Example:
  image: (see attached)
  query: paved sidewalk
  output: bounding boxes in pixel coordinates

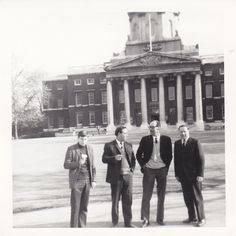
[13,185,225,228]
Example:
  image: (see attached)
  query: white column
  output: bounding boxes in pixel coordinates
[159,76,167,128]
[106,79,115,131]
[195,73,204,130]
[176,74,184,127]
[140,77,149,128]
[124,79,132,129]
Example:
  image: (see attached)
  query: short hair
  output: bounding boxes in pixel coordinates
[78,130,88,138]
[149,120,160,128]
[115,126,127,136]
[178,124,189,130]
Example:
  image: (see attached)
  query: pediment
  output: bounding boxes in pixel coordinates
[105,52,200,71]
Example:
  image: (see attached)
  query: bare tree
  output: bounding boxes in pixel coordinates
[12,64,48,139]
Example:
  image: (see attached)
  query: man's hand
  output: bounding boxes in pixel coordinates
[115,154,122,161]
[196,176,204,182]
[91,182,96,189]
[175,177,180,182]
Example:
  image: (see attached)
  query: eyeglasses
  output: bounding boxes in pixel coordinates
[149,126,159,129]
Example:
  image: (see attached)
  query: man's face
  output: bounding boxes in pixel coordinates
[78,136,88,146]
[118,128,128,142]
[179,126,189,140]
[149,125,160,137]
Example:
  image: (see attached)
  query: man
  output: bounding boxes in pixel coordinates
[102,126,136,227]
[64,130,96,227]
[174,125,206,227]
[136,120,172,227]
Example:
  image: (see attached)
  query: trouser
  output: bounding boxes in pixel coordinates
[141,167,167,222]
[110,174,133,226]
[70,179,90,227]
[181,178,205,221]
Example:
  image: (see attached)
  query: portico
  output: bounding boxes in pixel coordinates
[105,51,204,130]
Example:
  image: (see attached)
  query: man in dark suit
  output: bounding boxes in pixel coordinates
[136,120,172,227]
[174,124,206,227]
[102,126,136,227]
[64,130,96,227]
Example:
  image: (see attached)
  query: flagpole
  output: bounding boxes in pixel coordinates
[148,13,152,52]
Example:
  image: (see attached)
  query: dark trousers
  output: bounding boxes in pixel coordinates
[141,167,167,222]
[70,179,90,227]
[180,178,205,221]
[110,174,133,226]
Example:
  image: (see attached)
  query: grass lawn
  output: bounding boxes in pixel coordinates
[12,130,225,214]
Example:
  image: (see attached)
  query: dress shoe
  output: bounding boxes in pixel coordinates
[196,219,206,227]
[125,224,136,228]
[156,220,165,226]
[182,218,198,224]
[142,219,149,227]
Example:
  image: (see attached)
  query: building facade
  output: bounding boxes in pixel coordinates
[42,12,224,131]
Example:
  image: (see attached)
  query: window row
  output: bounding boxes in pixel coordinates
[48,111,108,128]
[205,104,224,120]
[75,91,107,105]
[117,83,224,103]
[205,83,224,98]
[74,77,106,86]
[76,111,108,125]
[46,83,224,108]
[204,67,224,76]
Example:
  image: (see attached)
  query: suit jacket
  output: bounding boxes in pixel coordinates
[64,143,96,188]
[174,137,205,181]
[102,140,136,184]
[136,135,173,173]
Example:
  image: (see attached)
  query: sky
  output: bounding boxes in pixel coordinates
[1,0,234,76]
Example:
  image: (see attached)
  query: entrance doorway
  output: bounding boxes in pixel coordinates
[168,107,176,125]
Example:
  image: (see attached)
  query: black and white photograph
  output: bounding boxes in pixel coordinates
[0,0,236,235]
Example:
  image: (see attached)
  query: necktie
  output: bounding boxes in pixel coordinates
[120,142,123,149]
[154,138,158,161]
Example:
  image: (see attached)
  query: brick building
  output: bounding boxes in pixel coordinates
[42,12,224,132]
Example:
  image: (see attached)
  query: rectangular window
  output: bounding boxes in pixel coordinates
[205,84,213,98]
[151,88,158,101]
[57,98,63,108]
[58,117,64,128]
[88,92,95,105]
[75,92,82,105]
[56,83,63,90]
[119,90,124,103]
[48,117,54,128]
[206,105,214,120]
[221,83,224,97]
[100,78,106,84]
[204,69,213,76]
[89,111,95,125]
[186,107,194,124]
[101,91,107,104]
[219,67,224,75]
[102,111,108,124]
[120,110,126,124]
[168,86,175,101]
[135,89,141,102]
[74,79,81,86]
[185,85,193,99]
[87,78,94,85]
[76,112,83,126]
